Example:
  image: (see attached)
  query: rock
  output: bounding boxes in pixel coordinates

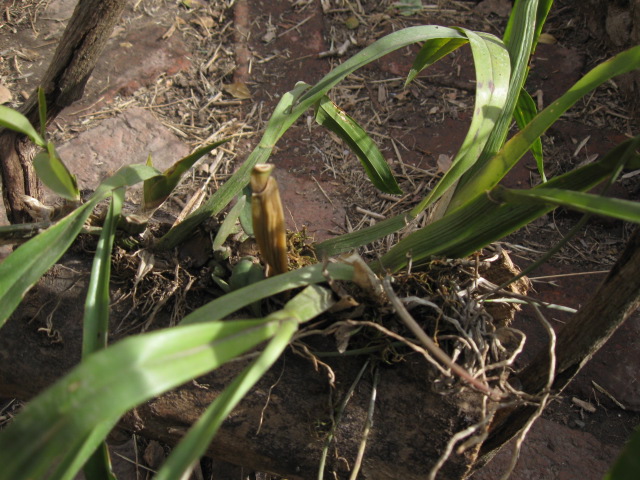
[55,107,189,198]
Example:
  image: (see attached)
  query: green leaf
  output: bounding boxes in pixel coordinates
[604,426,640,480]
[0,164,159,329]
[314,95,402,194]
[315,214,409,258]
[410,29,511,216]
[83,188,123,355]
[37,87,47,141]
[212,195,246,250]
[0,200,96,329]
[449,44,640,211]
[392,0,423,16]
[159,27,475,249]
[155,285,334,479]
[0,104,46,147]
[181,262,354,325]
[448,0,540,211]
[33,142,80,201]
[406,37,468,85]
[504,0,554,55]
[513,88,545,181]
[495,187,640,223]
[0,318,284,480]
[376,136,640,272]
[81,188,124,479]
[143,139,229,211]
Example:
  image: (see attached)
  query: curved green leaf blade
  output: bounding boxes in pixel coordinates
[449,0,540,211]
[449,44,640,210]
[604,426,640,480]
[0,164,159,329]
[158,26,471,249]
[314,95,402,194]
[33,142,80,201]
[143,139,229,211]
[514,88,545,181]
[376,136,640,272]
[0,104,46,147]
[181,262,354,325]
[496,187,640,223]
[155,285,334,480]
[0,318,283,480]
[83,187,123,355]
[406,37,468,85]
[410,29,511,216]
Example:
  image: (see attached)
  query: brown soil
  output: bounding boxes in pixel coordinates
[1,0,639,479]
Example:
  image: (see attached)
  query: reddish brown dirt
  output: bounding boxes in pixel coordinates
[1,0,639,479]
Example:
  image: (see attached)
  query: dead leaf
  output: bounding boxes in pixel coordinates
[538,32,557,45]
[224,81,251,99]
[15,48,39,61]
[191,15,215,29]
[0,84,13,104]
[437,154,452,174]
[119,41,133,49]
[262,25,277,43]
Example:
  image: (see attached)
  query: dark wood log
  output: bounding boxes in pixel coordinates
[0,0,127,223]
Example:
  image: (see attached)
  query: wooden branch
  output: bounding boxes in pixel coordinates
[0,0,127,223]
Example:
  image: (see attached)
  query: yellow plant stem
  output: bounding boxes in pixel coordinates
[251,164,288,276]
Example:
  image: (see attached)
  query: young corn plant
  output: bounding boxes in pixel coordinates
[0,0,639,478]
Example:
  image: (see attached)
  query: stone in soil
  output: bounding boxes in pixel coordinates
[54,107,189,198]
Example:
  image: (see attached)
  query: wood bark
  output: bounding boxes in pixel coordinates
[0,0,127,223]
[474,228,640,470]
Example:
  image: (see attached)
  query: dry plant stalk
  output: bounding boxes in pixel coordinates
[251,164,288,276]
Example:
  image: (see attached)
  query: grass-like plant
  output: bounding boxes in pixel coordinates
[0,0,639,478]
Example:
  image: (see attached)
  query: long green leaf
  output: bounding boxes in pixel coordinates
[212,195,246,250]
[410,28,511,216]
[514,88,545,181]
[314,95,402,194]
[604,426,640,480]
[33,142,80,201]
[0,104,45,147]
[143,139,228,211]
[0,318,284,480]
[38,87,47,141]
[157,26,472,249]
[180,262,354,325]
[504,0,554,55]
[0,164,159,329]
[81,187,124,480]
[448,43,640,211]
[406,37,468,85]
[0,200,96,329]
[448,0,540,211]
[46,421,117,480]
[155,285,334,479]
[83,187,124,355]
[496,187,640,223]
[376,136,640,272]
